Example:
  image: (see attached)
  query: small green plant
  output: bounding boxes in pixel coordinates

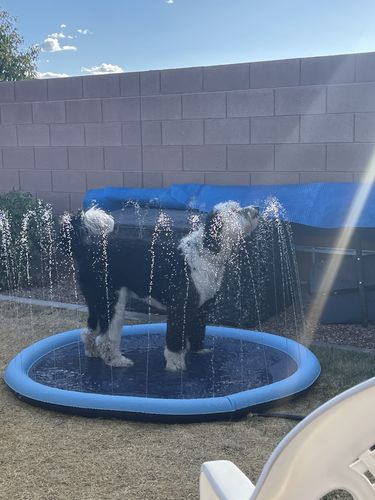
[0,190,44,231]
[0,190,53,291]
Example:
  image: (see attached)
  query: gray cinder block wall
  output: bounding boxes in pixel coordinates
[0,51,375,212]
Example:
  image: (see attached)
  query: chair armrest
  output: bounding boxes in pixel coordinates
[200,460,255,500]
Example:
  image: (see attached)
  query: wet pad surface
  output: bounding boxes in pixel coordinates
[29,333,298,399]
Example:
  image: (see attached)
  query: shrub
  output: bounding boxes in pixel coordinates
[0,190,54,291]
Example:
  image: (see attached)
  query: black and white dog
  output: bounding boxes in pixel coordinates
[65,201,259,371]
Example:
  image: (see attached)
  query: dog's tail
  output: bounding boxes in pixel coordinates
[81,206,114,237]
[60,207,114,260]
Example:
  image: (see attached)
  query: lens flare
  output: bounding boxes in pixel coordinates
[305,161,375,342]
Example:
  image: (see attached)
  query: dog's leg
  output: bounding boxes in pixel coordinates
[188,307,211,354]
[80,284,100,357]
[186,320,208,354]
[164,307,188,372]
[95,287,134,368]
[81,327,100,357]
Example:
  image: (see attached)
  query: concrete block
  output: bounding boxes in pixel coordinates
[300,171,353,183]
[140,71,160,95]
[275,144,326,171]
[51,124,85,146]
[1,103,32,124]
[123,172,142,187]
[68,147,104,170]
[141,95,181,120]
[182,92,226,119]
[70,193,84,211]
[301,54,356,85]
[227,89,274,117]
[143,146,182,171]
[15,80,47,102]
[141,121,161,146]
[227,145,274,171]
[17,125,49,146]
[203,63,249,91]
[0,169,19,190]
[162,119,203,145]
[141,121,162,145]
[275,86,326,115]
[356,53,375,82]
[85,124,121,146]
[0,126,17,146]
[251,116,299,143]
[0,82,14,102]
[205,118,249,144]
[251,171,299,185]
[120,72,140,96]
[102,97,140,121]
[86,171,123,189]
[327,143,375,172]
[104,146,142,171]
[163,171,205,186]
[355,113,375,142]
[83,74,120,98]
[66,99,102,123]
[122,122,141,145]
[3,148,34,169]
[36,191,70,213]
[161,67,203,94]
[251,59,300,88]
[20,170,52,192]
[33,101,65,123]
[183,145,226,171]
[205,172,250,185]
[143,172,163,187]
[300,114,354,143]
[328,83,375,113]
[52,171,87,193]
[35,147,68,170]
[48,77,83,100]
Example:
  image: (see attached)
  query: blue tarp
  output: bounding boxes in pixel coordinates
[83,183,375,229]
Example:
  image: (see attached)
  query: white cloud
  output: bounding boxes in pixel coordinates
[40,36,77,53]
[77,28,92,35]
[166,0,174,3]
[60,24,67,28]
[81,63,124,75]
[48,31,65,39]
[67,35,75,39]
[37,71,70,79]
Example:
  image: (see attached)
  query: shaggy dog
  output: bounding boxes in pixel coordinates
[64,201,259,371]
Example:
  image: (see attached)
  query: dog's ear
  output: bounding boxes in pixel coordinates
[203,211,224,254]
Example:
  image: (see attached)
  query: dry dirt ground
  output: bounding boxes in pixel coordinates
[0,302,374,500]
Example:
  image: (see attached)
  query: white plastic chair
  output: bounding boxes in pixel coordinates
[200,377,375,500]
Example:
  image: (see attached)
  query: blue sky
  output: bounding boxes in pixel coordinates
[3,0,375,78]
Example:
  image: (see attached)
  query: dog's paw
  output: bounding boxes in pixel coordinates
[95,335,133,368]
[108,355,134,368]
[84,347,100,358]
[164,347,186,372]
[81,328,100,357]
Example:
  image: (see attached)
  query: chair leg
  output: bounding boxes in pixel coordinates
[200,461,255,500]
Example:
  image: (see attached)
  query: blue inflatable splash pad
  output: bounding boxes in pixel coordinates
[4,324,320,422]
